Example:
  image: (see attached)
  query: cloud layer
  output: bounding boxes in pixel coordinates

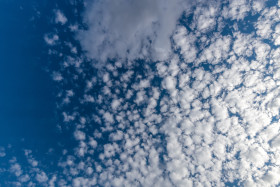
[78,0,193,63]
[3,0,280,186]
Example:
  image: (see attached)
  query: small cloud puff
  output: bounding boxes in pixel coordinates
[55,10,67,25]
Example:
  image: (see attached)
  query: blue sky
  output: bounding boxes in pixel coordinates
[2,0,280,186]
[0,1,61,183]
[0,0,56,145]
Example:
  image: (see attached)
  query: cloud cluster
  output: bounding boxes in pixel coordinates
[4,0,280,186]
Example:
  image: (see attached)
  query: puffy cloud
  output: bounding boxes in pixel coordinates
[222,0,250,20]
[5,0,280,186]
[10,163,22,177]
[173,26,197,63]
[74,130,86,141]
[44,33,59,46]
[55,10,67,25]
[52,71,63,82]
[36,171,48,183]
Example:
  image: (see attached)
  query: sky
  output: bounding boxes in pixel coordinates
[1,0,280,186]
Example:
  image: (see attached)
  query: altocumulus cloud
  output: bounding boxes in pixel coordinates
[4,0,280,186]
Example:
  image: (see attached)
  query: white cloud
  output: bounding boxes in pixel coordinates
[222,0,250,20]
[55,10,67,25]
[173,26,197,63]
[52,71,63,82]
[62,112,75,122]
[36,171,48,183]
[6,1,280,186]
[74,130,86,141]
[78,0,193,63]
[163,76,177,92]
[19,174,30,183]
[193,3,219,32]
[10,163,22,177]
[252,0,266,12]
[44,33,59,46]
[198,35,231,65]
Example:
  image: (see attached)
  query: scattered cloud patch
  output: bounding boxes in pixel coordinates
[4,0,280,186]
[55,10,67,25]
[44,33,59,46]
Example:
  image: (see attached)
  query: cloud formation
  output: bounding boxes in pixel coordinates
[78,0,193,63]
[4,0,280,186]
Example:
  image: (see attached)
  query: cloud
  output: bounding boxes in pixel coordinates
[36,172,48,183]
[78,0,193,63]
[52,71,63,82]
[66,2,280,186]
[55,10,67,25]
[10,163,22,177]
[44,33,59,46]
[0,147,5,157]
[4,0,280,186]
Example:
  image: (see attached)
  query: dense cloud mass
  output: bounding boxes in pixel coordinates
[78,0,193,63]
[4,0,280,186]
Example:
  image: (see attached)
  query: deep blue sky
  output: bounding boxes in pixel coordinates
[0,0,58,151]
